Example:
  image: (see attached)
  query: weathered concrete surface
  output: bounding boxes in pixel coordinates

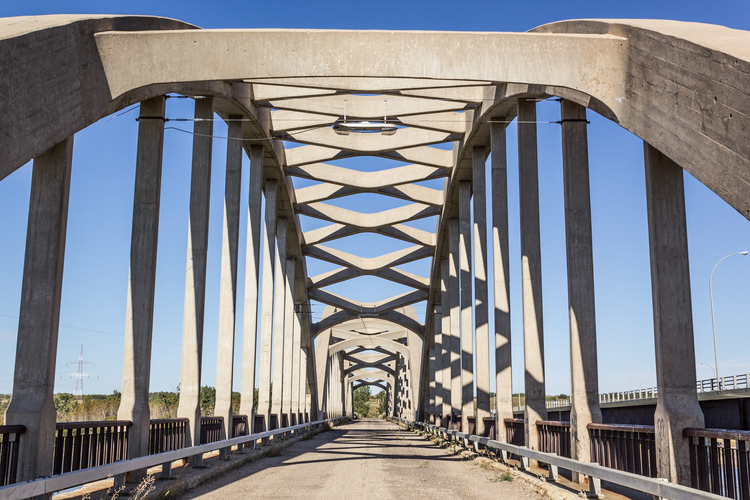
[179,419,547,500]
[5,136,73,483]
[560,100,602,482]
[644,142,704,485]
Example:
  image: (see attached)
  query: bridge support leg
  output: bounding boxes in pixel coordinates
[271,218,288,425]
[176,97,214,467]
[5,136,73,487]
[472,147,492,437]
[281,257,296,429]
[257,180,278,429]
[447,220,462,425]
[490,123,515,442]
[459,181,475,434]
[216,116,244,460]
[561,100,602,483]
[440,260,452,423]
[239,145,264,431]
[644,143,704,486]
[517,100,547,465]
[117,96,166,481]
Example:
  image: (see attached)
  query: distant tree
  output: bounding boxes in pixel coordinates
[376,390,387,415]
[54,393,78,420]
[200,386,216,416]
[353,386,371,417]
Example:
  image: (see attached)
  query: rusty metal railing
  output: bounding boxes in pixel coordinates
[231,415,248,438]
[588,423,657,478]
[537,420,571,458]
[53,421,131,475]
[0,425,25,486]
[504,418,525,446]
[685,427,750,499]
[148,418,188,454]
[200,416,224,444]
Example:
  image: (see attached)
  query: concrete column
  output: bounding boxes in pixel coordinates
[257,179,278,430]
[5,137,73,482]
[117,97,166,468]
[281,258,296,426]
[433,305,444,423]
[298,346,307,422]
[448,219,462,426]
[473,147,492,436]
[644,142,704,485]
[491,123,514,439]
[271,218,288,427]
[239,145,264,429]
[428,341,436,421]
[517,100,547,455]
[291,303,302,423]
[561,101,602,482]
[407,330,423,421]
[440,261,452,424]
[315,329,332,417]
[215,117,244,444]
[176,98,214,457]
[458,182,474,433]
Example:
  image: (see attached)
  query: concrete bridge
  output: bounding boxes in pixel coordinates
[1,14,750,499]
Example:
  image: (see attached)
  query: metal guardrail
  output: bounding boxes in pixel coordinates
[0,426,25,487]
[0,417,343,500]
[396,417,725,500]
[685,427,750,498]
[53,421,131,476]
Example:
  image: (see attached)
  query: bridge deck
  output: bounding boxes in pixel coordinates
[180,419,542,499]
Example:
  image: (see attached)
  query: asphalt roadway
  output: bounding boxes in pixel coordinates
[179,418,547,500]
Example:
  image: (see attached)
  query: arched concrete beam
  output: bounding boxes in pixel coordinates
[348,371,393,384]
[329,337,409,358]
[314,308,424,339]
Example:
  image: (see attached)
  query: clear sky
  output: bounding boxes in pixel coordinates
[0,0,749,401]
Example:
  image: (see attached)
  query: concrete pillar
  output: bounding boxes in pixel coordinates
[407,330,423,421]
[315,328,332,418]
[271,218,288,427]
[644,143,704,485]
[458,182,474,433]
[517,100,547,455]
[433,305,444,423]
[473,147,491,436]
[117,97,166,469]
[440,262,452,424]
[291,303,302,423]
[561,101,602,482]
[448,219,462,426]
[215,117,244,445]
[5,136,73,482]
[239,145,264,429]
[281,258,296,426]
[298,346,307,422]
[257,179,278,429]
[428,341,436,421]
[491,123,514,439]
[176,98,214,459]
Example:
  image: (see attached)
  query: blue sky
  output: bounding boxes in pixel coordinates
[1,0,749,400]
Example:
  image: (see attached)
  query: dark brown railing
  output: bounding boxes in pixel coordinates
[537,420,571,458]
[0,425,25,486]
[232,415,249,438]
[685,427,750,499]
[505,418,525,446]
[200,416,224,444]
[482,417,495,439]
[53,421,131,475]
[588,423,656,478]
[466,416,476,436]
[148,418,188,455]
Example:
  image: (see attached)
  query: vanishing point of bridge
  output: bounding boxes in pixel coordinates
[1,14,749,500]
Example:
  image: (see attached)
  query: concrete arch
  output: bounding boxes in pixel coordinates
[329,337,408,358]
